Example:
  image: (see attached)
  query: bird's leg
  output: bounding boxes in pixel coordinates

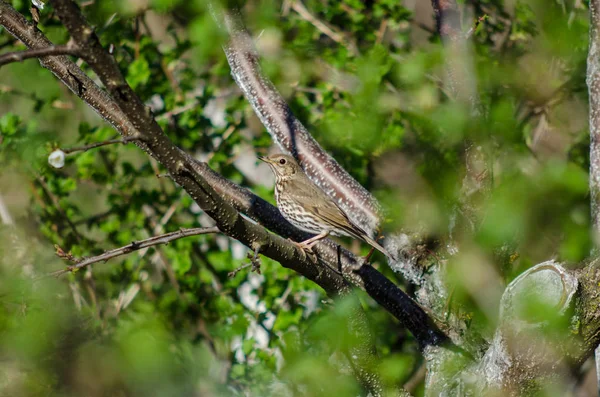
[362,233,385,264]
[299,230,331,249]
[290,230,330,259]
[363,246,376,263]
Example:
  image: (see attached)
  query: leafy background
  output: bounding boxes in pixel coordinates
[0,0,595,395]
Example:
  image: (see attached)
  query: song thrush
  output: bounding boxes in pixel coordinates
[259,154,391,259]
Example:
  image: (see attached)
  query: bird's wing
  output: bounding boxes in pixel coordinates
[313,199,393,258]
[294,177,393,258]
[293,177,366,239]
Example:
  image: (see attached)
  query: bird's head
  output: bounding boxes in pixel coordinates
[258,154,301,181]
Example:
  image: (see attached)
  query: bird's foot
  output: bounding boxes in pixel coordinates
[288,238,317,262]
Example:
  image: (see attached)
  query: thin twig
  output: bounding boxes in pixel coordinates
[464,15,487,40]
[404,362,427,393]
[36,175,82,242]
[61,137,135,154]
[290,0,358,55]
[0,43,78,67]
[206,124,236,162]
[52,226,220,276]
[227,262,253,278]
[375,19,388,45]
[141,203,182,295]
[73,209,114,226]
[228,244,262,277]
[156,101,197,121]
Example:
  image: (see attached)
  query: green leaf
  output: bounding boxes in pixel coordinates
[126,58,151,90]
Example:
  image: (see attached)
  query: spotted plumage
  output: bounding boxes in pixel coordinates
[259,154,391,258]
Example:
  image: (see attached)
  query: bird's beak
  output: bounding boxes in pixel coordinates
[258,156,271,164]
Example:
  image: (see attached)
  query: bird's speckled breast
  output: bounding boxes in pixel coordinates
[274,179,346,236]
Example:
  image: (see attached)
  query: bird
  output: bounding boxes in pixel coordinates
[259,153,392,259]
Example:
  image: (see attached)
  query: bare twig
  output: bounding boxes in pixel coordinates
[464,15,487,40]
[36,175,82,242]
[227,261,253,278]
[52,226,220,276]
[404,362,426,393]
[587,0,600,388]
[228,243,262,277]
[375,19,388,45]
[141,204,182,295]
[73,209,113,226]
[61,137,135,154]
[205,124,236,163]
[0,43,78,67]
[156,101,198,121]
[290,0,358,55]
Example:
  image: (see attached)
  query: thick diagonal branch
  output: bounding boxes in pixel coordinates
[0,0,450,359]
[219,9,381,238]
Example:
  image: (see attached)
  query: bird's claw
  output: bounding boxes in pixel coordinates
[288,238,317,262]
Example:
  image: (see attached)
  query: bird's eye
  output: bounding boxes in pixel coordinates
[279,158,286,165]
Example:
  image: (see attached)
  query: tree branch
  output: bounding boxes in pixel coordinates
[431,0,462,42]
[0,2,423,393]
[290,0,358,56]
[52,226,221,276]
[0,43,78,67]
[430,0,479,107]
[0,7,452,392]
[587,0,600,391]
[217,8,382,238]
[0,1,139,138]
[588,0,600,238]
[214,8,458,319]
[45,0,351,296]
[62,137,133,154]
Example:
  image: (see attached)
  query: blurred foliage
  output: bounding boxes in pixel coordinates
[0,0,594,395]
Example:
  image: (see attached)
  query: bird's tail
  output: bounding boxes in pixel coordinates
[339,215,396,261]
[362,234,396,261]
